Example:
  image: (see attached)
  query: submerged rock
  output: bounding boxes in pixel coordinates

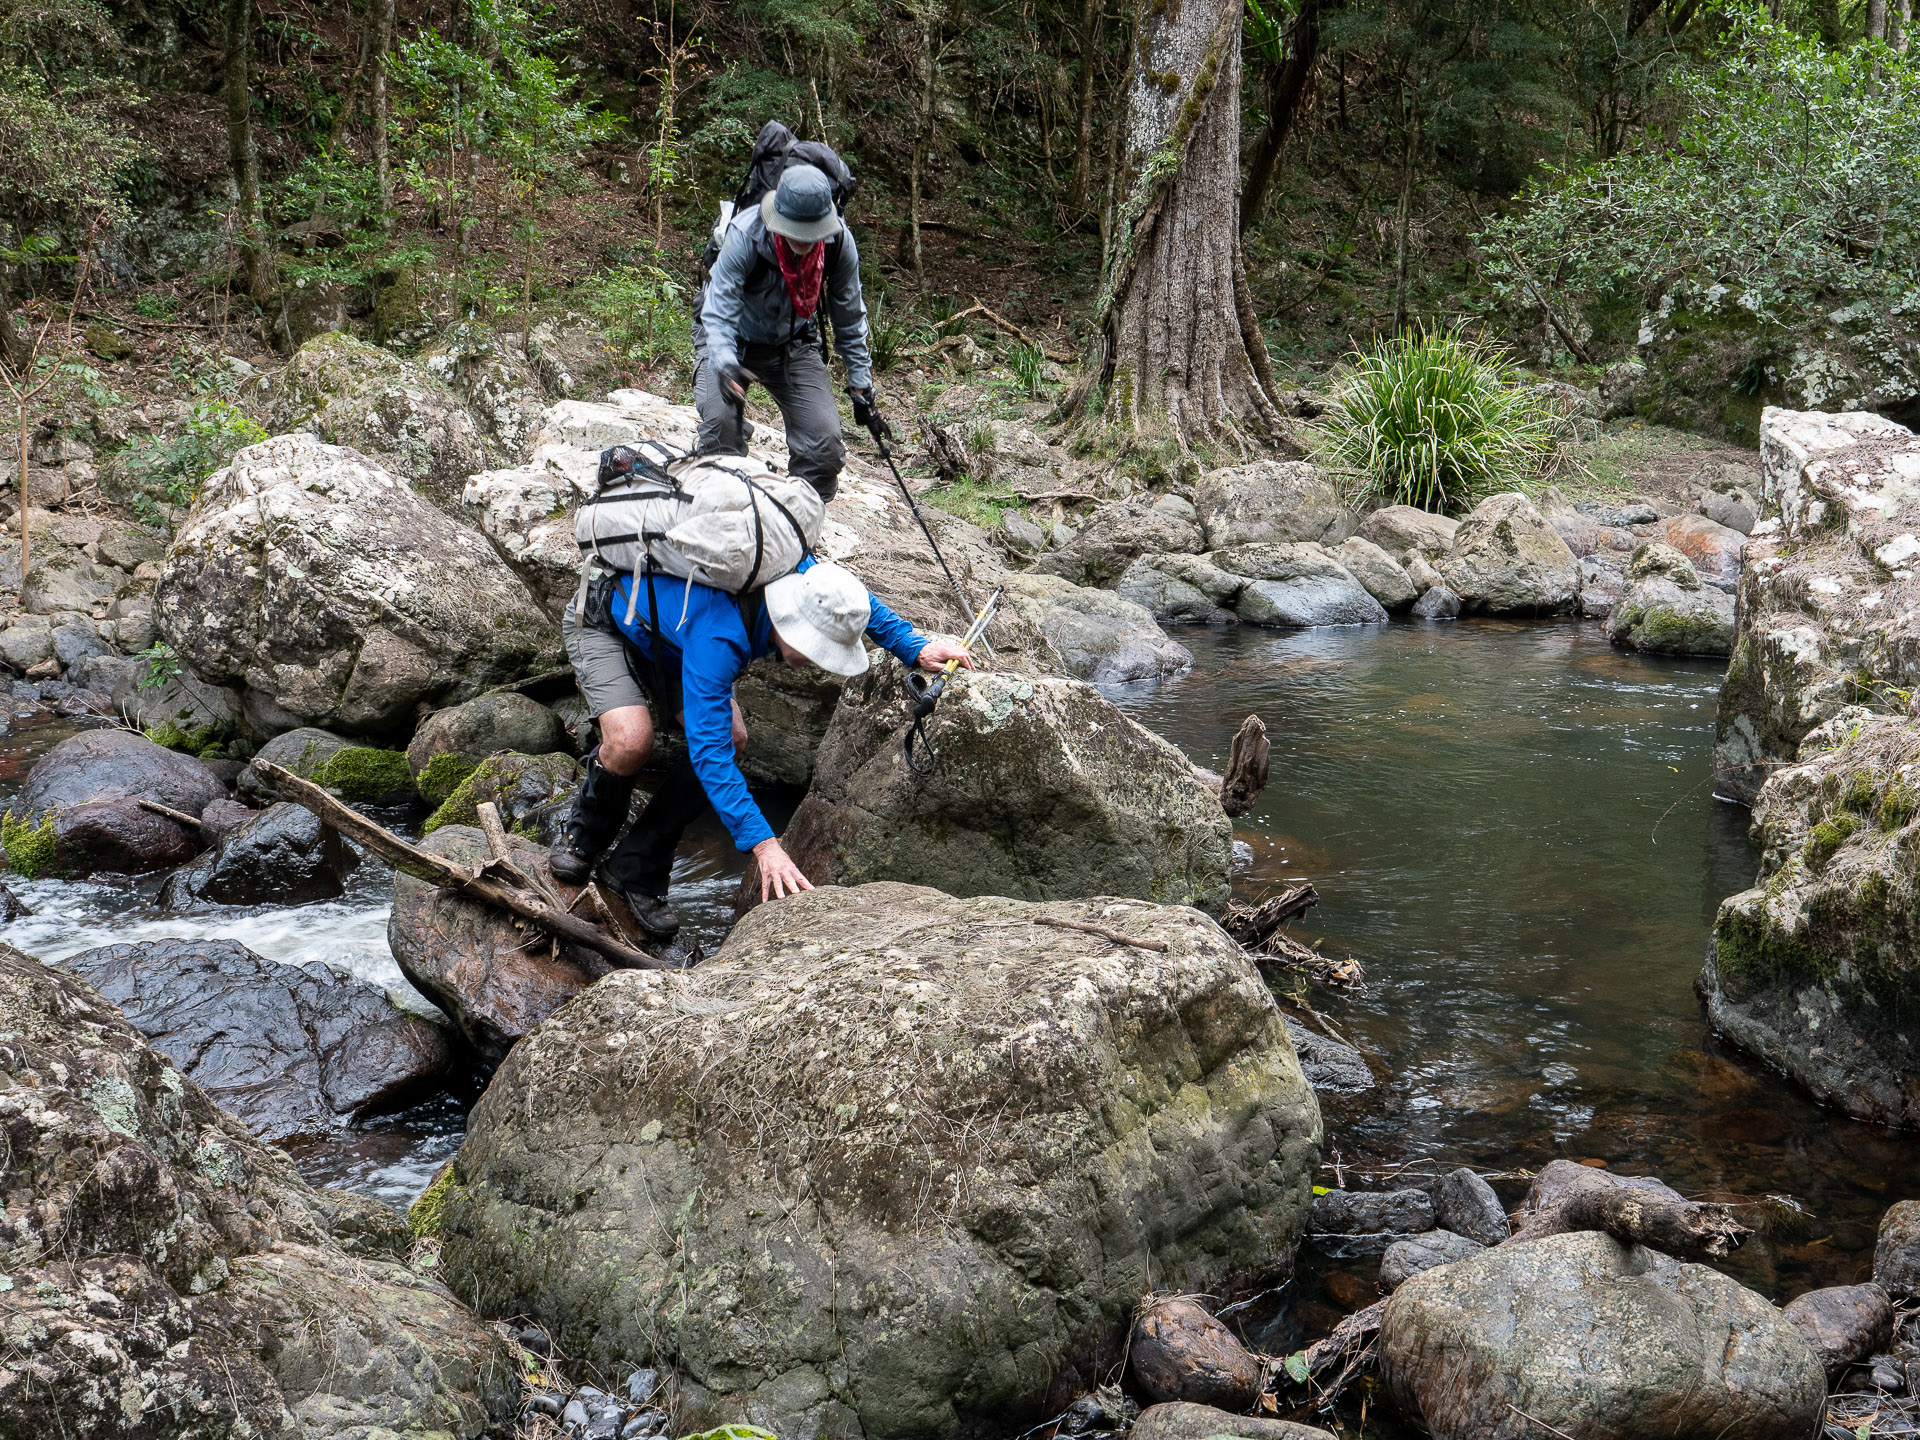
[1001,574,1193,685]
[158,800,358,908]
[1379,1230,1825,1440]
[1311,1188,1436,1237]
[1127,1298,1264,1411]
[0,942,514,1435]
[154,434,561,737]
[1606,541,1736,657]
[1380,1230,1484,1291]
[1440,493,1580,615]
[772,667,1233,912]
[61,937,454,1141]
[438,883,1321,1439]
[11,728,224,876]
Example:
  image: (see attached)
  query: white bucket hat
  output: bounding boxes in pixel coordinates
[765,562,872,676]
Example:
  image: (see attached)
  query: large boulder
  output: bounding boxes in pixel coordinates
[236,725,353,801]
[154,435,562,737]
[1701,709,1920,1125]
[732,657,846,786]
[388,824,603,1063]
[437,883,1323,1439]
[422,324,549,456]
[266,331,500,509]
[1001,574,1194,685]
[1032,497,1206,588]
[60,937,454,1141]
[0,941,515,1436]
[1712,407,1917,802]
[1660,512,1747,592]
[1212,543,1389,628]
[21,547,118,615]
[774,667,1233,912]
[407,691,571,780]
[10,728,224,876]
[1133,1406,1334,1440]
[1876,1199,1920,1297]
[1358,505,1459,563]
[1439,493,1580,615]
[1115,553,1245,625]
[1127,1297,1263,1410]
[1605,542,1736,657]
[157,800,359,908]
[1379,1230,1826,1440]
[421,750,581,840]
[1195,460,1353,549]
[1333,536,1417,611]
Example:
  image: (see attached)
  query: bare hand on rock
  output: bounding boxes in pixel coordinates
[753,838,814,901]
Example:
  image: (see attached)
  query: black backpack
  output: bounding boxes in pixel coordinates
[698,120,859,285]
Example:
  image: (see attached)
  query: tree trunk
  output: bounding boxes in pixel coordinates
[222,0,275,305]
[372,0,396,220]
[1896,0,1912,49]
[1067,0,1103,215]
[1077,0,1289,453]
[325,19,372,155]
[1870,0,1888,39]
[1390,84,1418,335]
[906,10,938,286]
[0,301,25,375]
[1239,0,1321,235]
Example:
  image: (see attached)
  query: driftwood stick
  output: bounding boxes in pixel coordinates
[1034,914,1171,953]
[1284,1297,1388,1403]
[1558,1185,1752,1260]
[475,800,560,907]
[1225,882,1319,948]
[136,798,201,828]
[253,760,665,971]
[961,298,1077,362]
[1220,714,1271,818]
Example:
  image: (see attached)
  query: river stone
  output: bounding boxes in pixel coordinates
[1283,1015,1374,1095]
[1380,1230,1484,1291]
[1196,459,1353,549]
[1432,1167,1509,1246]
[157,800,359,908]
[0,613,53,670]
[1334,536,1418,611]
[154,434,561,736]
[1127,1297,1264,1410]
[1000,574,1194,685]
[196,796,255,847]
[1606,542,1736,656]
[1579,556,1625,617]
[1031,498,1206,587]
[237,725,353,801]
[1782,1283,1893,1378]
[1411,584,1460,619]
[1132,1403,1335,1440]
[1661,512,1746,592]
[437,883,1322,1440]
[771,667,1232,912]
[408,690,569,775]
[1215,543,1389,628]
[51,618,109,670]
[1876,1200,1920,1296]
[1379,1230,1826,1440]
[1440,493,1580,615]
[60,937,454,1141]
[14,728,224,875]
[20,547,117,616]
[388,824,602,1063]
[422,750,581,841]
[1115,553,1244,625]
[1359,505,1459,562]
[110,666,245,750]
[266,331,501,509]
[0,941,515,1437]
[1507,1159,1690,1244]
[1312,1188,1435,1236]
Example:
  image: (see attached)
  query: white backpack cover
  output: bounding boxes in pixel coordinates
[575,443,824,597]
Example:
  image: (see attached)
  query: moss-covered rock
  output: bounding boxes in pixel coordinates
[314,745,413,802]
[1605,542,1735,656]
[416,751,478,808]
[423,750,580,839]
[2,809,60,878]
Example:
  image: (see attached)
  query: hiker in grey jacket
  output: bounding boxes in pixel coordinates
[694,163,880,503]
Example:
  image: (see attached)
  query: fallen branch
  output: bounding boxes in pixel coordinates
[1559,1184,1751,1260]
[948,300,1077,363]
[253,760,664,971]
[475,800,559,906]
[1225,882,1319,948]
[1034,914,1171,953]
[1278,1297,1387,1406]
[136,798,201,828]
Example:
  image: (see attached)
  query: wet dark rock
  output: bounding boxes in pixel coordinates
[1410,584,1460,619]
[625,1369,659,1405]
[1283,1015,1375,1094]
[51,686,113,719]
[1433,1167,1509,1246]
[1380,1230,1825,1440]
[1876,1200,1920,1297]
[1127,1297,1264,1410]
[0,941,514,1436]
[388,824,602,1063]
[158,801,358,909]
[1381,1230,1484,1290]
[61,937,455,1142]
[196,796,256,847]
[1508,1158,1686,1244]
[529,1392,564,1417]
[1131,1402,1335,1440]
[14,728,225,875]
[1312,1187,1436,1236]
[1872,1355,1908,1393]
[202,756,248,790]
[407,690,569,776]
[1782,1283,1893,1379]
[0,882,28,919]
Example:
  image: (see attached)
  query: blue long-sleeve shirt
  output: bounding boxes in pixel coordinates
[611,563,926,852]
[697,211,873,390]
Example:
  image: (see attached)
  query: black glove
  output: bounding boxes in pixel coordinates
[716,362,754,405]
[850,385,893,440]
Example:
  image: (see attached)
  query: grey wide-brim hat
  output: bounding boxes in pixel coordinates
[765,562,871,677]
[760,163,844,243]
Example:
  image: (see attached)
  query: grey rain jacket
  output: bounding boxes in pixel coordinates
[696,210,873,391]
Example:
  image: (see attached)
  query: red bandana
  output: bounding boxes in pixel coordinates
[774,234,827,320]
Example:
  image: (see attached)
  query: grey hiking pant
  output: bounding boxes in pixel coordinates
[693,338,844,502]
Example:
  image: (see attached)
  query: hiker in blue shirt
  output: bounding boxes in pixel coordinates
[553,559,973,936]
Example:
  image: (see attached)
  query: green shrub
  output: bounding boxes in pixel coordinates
[1315,327,1560,514]
[415,752,477,809]
[315,747,413,802]
[1009,341,1045,399]
[581,249,689,373]
[2,810,60,879]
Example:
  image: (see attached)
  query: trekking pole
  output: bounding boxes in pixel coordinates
[863,413,983,636]
[904,587,1002,776]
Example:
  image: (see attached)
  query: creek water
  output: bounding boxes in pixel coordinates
[7,618,1919,1324]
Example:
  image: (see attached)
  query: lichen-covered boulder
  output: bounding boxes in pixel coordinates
[237,726,352,801]
[1358,504,1459,563]
[1379,1230,1825,1440]
[1333,536,1418,611]
[1115,553,1244,625]
[774,667,1233,912]
[1660,512,1747,592]
[1212,542,1389,628]
[1605,541,1736,656]
[60,937,452,1141]
[421,750,581,839]
[1195,459,1354,549]
[1001,573,1194,685]
[1701,709,1920,1125]
[437,883,1322,1440]
[267,331,500,509]
[154,435,562,736]
[1032,497,1207,588]
[407,692,570,778]
[10,729,224,876]
[1439,493,1580,615]
[0,941,515,1437]
[422,324,549,456]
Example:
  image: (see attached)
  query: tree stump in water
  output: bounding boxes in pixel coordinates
[1220,713,1271,817]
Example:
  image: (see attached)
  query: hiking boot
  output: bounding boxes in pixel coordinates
[596,865,680,938]
[548,832,596,885]
[549,751,639,885]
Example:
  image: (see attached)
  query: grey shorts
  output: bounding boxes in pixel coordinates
[562,584,685,724]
